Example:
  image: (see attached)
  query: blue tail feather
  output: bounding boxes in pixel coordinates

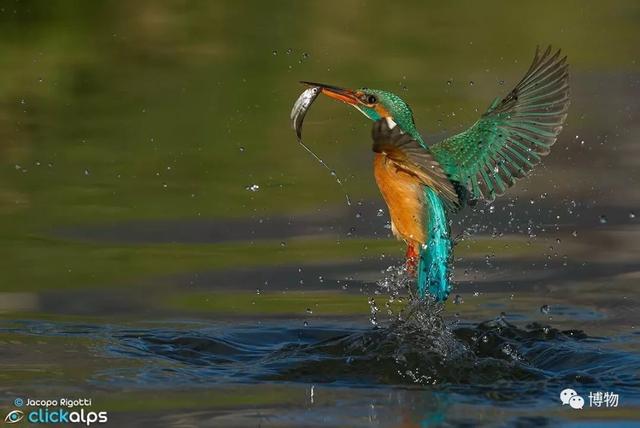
[416,187,452,301]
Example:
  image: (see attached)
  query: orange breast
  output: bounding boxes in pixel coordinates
[373,153,426,246]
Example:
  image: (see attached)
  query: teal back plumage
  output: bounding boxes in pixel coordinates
[399,117,452,302]
[417,187,452,300]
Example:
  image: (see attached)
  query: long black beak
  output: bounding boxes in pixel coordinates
[300,81,361,105]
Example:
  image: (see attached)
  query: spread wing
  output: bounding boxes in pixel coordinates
[372,118,461,211]
[431,46,570,202]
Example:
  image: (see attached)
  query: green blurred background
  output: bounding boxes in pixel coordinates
[0,0,637,313]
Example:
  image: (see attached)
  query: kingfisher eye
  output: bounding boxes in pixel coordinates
[367,95,377,104]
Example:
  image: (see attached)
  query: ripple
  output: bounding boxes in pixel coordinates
[70,315,639,403]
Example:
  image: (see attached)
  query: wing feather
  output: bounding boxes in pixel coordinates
[432,46,570,202]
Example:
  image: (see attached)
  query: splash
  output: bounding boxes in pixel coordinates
[4,314,639,403]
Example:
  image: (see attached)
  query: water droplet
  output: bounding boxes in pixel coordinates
[272,50,278,56]
[572,230,578,237]
[302,52,309,59]
[239,147,245,152]
[303,320,309,327]
[280,241,286,247]
[599,215,608,224]
[502,344,513,357]
[297,140,351,206]
[84,169,90,176]
[630,212,636,219]
[305,308,313,314]
[286,48,293,55]
[446,79,452,86]
[540,304,550,314]
[256,288,261,295]
[453,294,464,304]
[469,80,474,86]
[376,209,384,217]
[498,80,504,86]
[368,297,379,327]
[355,212,362,219]
[245,184,260,192]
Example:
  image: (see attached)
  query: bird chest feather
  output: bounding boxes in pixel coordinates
[373,153,426,246]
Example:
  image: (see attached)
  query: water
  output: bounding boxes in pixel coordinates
[1,1,639,426]
[2,296,640,426]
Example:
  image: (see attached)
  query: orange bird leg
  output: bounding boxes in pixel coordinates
[405,244,419,276]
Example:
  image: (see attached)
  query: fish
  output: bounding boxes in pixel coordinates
[290,86,320,141]
[290,85,351,206]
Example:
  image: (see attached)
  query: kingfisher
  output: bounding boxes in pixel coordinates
[301,46,569,301]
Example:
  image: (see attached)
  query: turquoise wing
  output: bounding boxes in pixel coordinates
[431,46,570,202]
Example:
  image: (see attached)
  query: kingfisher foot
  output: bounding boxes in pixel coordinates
[405,245,418,277]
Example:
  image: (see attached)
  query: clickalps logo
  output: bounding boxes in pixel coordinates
[4,398,108,426]
[4,410,24,424]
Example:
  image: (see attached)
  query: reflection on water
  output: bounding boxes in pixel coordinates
[0,1,639,427]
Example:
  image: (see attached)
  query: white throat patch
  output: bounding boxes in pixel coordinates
[385,116,397,129]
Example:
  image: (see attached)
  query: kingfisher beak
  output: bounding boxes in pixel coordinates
[300,81,361,106]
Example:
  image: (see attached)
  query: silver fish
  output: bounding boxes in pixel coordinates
[290,86,320,141]
[290,85,351,206]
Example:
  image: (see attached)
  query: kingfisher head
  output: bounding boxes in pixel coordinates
[301,81,419,138]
